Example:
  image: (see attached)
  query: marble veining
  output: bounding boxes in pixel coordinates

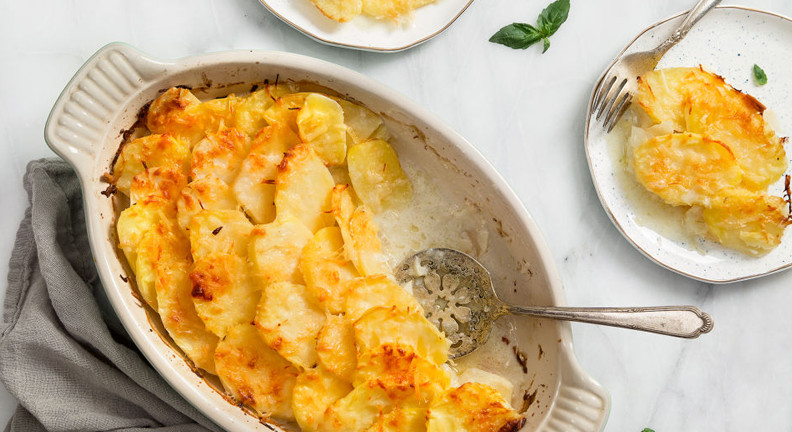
[2,0,792,431]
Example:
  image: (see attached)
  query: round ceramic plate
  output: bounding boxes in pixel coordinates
[585,6,792,284]
[258,0,473,52]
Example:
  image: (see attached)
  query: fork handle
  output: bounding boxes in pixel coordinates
[505,305,713,338]
[656,0,722,55]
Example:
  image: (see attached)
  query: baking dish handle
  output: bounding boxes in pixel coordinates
[44,43,165,177]
[537,338,611,432]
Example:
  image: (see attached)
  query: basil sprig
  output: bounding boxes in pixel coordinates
[489,0,570,53]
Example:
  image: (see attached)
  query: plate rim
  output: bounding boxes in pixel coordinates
[584,5,792,284]
[257,0,476,52]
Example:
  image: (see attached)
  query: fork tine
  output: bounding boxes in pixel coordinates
[592,75,616,114]
[605,92,632,132]
[596,78,627,121]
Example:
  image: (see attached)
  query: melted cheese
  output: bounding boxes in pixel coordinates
[114,86,522,429]
[631,67,790,255]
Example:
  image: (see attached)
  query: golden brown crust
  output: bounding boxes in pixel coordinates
[634,67,790,254]
[113,86,521,428]
[426,383,524,432]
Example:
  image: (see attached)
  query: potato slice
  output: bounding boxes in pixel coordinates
[636,67,716,131]
[348,206,391,275]
[189,210,258,337]
[703,190,791,256]
[265,82,298,100]
[112,134,190,194]
[232,88,277,136]
[632,133,743,207]
[120,169,186,291]
[176,175,239,231]
[188,209,253,260]
[347,139,412,212]
[300,226,359,314]
[195,95,235,130]
[145,87,207,144]
[364,405,427,432]
[191,124,250,184]
[332,186,391,276]
[324,366,433,432]
[264,92,310,133]
[331,183,355,221]
[297,93,347,166]
[426,383,525,432]
[151,222,219,374]
[292,366,353,432]
[361,0,412,21]
[134,225,166,309]
[344,275,421,322]
[190,253,259,337]
[457,368,514,404]
[249,217,314,286]
[322,381,399,432]
[409,0,434,8]
[334,98,382,145]
[158,269,220,374]
[316,314,357,381]
[129,166,187,206]
[354,343,450,403]
[310,0,362,22]
[325,345,446,431]
[354,306,449,366]
[684,80,787,190]
[369,124,391,142]
[275,143,336,232]
[117,200,173,275]
[255,282,326,369]
[233,122,301,224]
[214,323,298,420]
[637,67,787,190]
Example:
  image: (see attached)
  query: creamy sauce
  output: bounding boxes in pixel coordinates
[375,166,489,267]
[375,165,527,407]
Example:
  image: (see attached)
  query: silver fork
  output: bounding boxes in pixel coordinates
[592,0,721,132]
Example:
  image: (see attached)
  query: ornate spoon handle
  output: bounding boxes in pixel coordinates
[656,0,722,54]
[505,305,714,338]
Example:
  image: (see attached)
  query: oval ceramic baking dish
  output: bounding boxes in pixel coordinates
[44,43,609,432]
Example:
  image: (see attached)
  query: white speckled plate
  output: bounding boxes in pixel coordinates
[258,0,473,52]
[585,6,792,284]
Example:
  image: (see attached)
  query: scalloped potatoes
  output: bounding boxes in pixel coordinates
[112,84,522,431]
[631,66,790,256]
[308,0,437,23]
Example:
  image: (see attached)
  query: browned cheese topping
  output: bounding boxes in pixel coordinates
[113,84,523,431]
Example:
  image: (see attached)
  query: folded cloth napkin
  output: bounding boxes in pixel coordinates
[0,159,223,432]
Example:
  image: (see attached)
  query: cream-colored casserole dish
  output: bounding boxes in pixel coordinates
[44,43,609,432]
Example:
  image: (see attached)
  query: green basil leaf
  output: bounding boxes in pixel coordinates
[489,23,543,49]
[641,429,656,432]
[537,0,570,36]
[753,64,768,85]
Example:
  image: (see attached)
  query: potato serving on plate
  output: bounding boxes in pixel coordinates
[625,66,791,256]
[309,0,438,23]
[110,83,524,431]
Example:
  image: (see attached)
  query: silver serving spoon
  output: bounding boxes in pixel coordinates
[395,248,714,359]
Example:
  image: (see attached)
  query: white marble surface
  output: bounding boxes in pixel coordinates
[2,1,792,431]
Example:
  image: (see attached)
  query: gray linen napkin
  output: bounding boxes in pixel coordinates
[0,159,224,432]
